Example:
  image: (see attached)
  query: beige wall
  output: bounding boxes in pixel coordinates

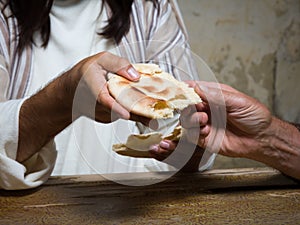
[178,0,300,168]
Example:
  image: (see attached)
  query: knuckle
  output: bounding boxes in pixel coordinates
[117,57,130,69]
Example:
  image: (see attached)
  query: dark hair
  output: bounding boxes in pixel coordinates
[2,0,158,52]
[6,0,53,51]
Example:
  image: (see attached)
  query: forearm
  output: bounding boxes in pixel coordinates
[250,117,300,179]
[17,71,76,162]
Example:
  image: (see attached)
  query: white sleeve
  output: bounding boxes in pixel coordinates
[0,61,57,190]
[0,99,57,190]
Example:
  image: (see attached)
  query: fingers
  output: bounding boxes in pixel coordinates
[117,65,140,81]
[97,84,130,120]
[180,107,209,129]
[94,52,141,119]
[96,51,140,81]
[82,64,130,120]
[79,52,142,121]
[185,125,210,141]
[149,139,205,172]
[194,82,251,113]
[149,140,177,161]
[180,103,210,147]
[192,81,239,94]
[186,81,240,106]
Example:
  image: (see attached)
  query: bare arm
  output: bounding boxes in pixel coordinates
[17,71,75,162]
[17,52,141,162]
[183,81,300,180]
[249,117,300,179]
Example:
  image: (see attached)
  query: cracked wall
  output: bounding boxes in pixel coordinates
[178,0,300,168]
[275,20,300,122]
[178,0,300,122]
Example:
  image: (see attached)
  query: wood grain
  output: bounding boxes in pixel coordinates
[0,168,299,225]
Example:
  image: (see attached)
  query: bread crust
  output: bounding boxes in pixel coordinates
[107,63,201,119]
[113,126,184,158]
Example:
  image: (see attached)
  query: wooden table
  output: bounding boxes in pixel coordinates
[1,167,299,225]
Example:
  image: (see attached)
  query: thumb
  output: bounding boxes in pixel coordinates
[96,51,140,81]
[117,64,140,82]
[193,82,226,108]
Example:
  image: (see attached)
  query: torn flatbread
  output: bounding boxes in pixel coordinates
[113,126,185,158]
[108,63,201,119]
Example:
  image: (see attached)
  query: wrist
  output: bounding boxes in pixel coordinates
[249,117,300,179]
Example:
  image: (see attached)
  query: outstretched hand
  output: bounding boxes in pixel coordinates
[181,81,300,180]
[70,51,150,125]
[148,80,271,170]
[185,81,272,158]
[18,52,151,162]
[148,80,300,179]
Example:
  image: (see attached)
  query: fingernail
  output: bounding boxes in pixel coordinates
[127,67,140,80]
[160,141,170,149]
[149,145,159,152]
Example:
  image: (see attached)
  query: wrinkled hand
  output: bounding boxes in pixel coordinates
[68,51,150,125]
[182,81,272,158]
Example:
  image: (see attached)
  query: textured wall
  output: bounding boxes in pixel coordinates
[178,0,300,122]
[178,0,300,168]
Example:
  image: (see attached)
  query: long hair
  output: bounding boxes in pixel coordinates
[1,0,158,52]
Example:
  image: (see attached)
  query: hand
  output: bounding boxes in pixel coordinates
[149,139,205,172]
[18,52,149,162]
[181,81,300,180]
[68,51,149,124]
[147,82,211,172]
[182,81,272,158]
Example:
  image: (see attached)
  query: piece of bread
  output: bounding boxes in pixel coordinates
[107,63,201,119]
[113,126,184,158]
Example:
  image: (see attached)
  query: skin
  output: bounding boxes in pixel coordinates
[149,88,210,172]
[151,81,300,179]
[17,51,151,162]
